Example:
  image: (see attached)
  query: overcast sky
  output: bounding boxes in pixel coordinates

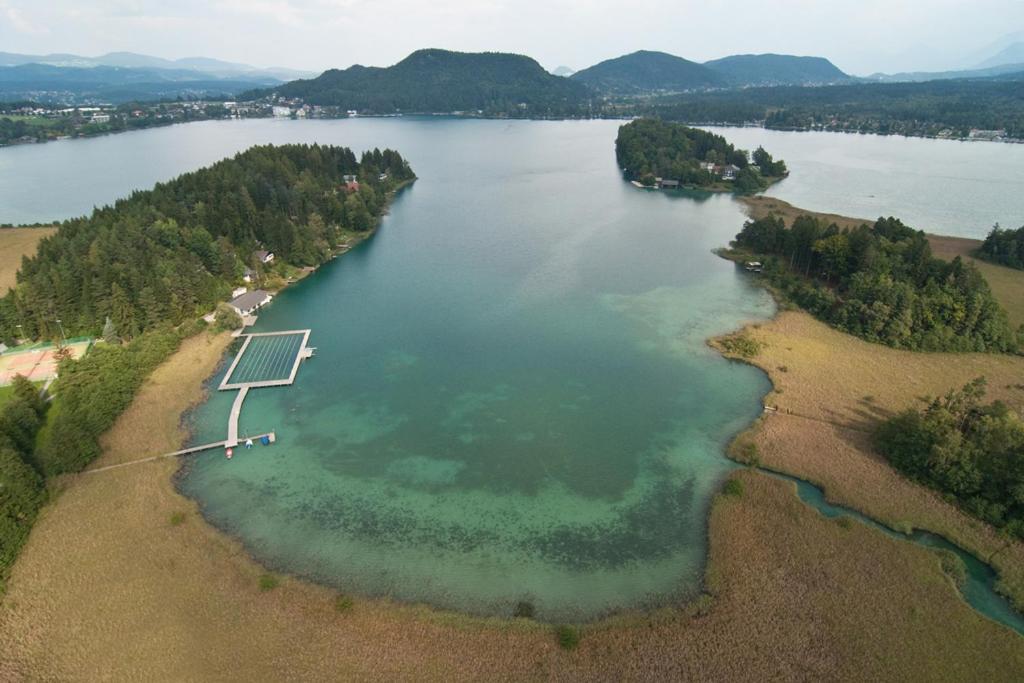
[1,0,1022,75]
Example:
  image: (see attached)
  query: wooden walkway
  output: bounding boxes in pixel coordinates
[84,431,276,475]
[226,386,249,447]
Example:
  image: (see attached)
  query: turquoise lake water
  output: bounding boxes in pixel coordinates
[173,120,775,620]
[3,118,1022,623]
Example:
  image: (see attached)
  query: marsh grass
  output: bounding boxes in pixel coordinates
[258,574,279,592]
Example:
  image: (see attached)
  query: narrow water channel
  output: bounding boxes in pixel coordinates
[765,470,1024,636]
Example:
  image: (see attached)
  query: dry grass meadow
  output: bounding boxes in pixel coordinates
[0,227,55,294]
[2,325,1023,679]
[717,311,1024,610]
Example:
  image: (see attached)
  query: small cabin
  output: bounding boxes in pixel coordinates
[659,179,680,190]
[228,289,273,316]
[253,250,274,265]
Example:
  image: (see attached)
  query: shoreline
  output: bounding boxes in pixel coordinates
[715,194,1024,612]
[2,191,1023,676]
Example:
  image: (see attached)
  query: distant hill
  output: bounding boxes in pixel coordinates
[0,51,313,82]
[703,54,849,86]
[976,42,1024,69]
[253,49,591,115]
[0,63,280,104]
[570,51,723,94]
[865,62,1024,83]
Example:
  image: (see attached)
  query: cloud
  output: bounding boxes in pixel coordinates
[1,1,47,35]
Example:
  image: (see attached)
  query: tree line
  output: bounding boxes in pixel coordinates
[0,144,415,343]
[733,213,1021,352]
[979,224,1024,270]
[876,378,1024,540]
[631,78,1024,139]
[614,118,786,192]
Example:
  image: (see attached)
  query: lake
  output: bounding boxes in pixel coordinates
[2,119,1021,620]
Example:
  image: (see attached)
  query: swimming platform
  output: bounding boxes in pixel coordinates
[218,330,315,449]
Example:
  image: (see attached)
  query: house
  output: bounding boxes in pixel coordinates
[721,164,741,181]
[231,286,248,299]
[242,266,256,283]
[345,180,360,192]
[699,162,716,172]
[272,106,292,117]
[90,113,111,124]
[378,173,389,181]
[253,250,274,265]
[228,289,273,316]
[659,179,680,190]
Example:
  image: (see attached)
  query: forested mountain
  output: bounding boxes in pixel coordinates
[703,54,850,86]
[615,119,786,192]
[733,214,1020,352]
[249,49,590,116]
[637,77,1024,138]
[0,63,279,103]
[0,144,414,341]
[570,51,724,94]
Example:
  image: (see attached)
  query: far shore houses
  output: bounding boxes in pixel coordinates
[228,289,273,317]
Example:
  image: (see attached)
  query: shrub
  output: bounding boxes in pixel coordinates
[169,511,186,526]
[513,600,535,619]
[258,574,279,592]
[213,304,243,332]
[554,625,580,651]
[335,594,354,612]
[718,333,763,359]
[722,479,744,497]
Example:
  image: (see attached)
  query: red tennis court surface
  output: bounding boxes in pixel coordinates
[0,340,92,386]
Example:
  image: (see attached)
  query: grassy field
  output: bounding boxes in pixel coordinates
[739,196,1024,330]
[1,327,1022,678]
[715,311,1024,609]
[0,226,55,293]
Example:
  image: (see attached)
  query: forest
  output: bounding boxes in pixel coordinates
[633,77,1024,139]
[876,378,1024,540]
[979,224,1024,269]
[0,143,414,342]
[615,118,786,192]
[732,213,1021,352]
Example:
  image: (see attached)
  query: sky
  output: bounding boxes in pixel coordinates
[1,0,1022,76]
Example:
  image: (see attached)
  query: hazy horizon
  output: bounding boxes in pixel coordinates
[0,1,1022,77]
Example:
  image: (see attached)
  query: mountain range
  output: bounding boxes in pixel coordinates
[0,63,283,104]
[570,51,850,94]
[0,51,313,82]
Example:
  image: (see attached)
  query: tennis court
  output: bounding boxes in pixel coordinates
[219,330,311,390]
[0,338,93,386]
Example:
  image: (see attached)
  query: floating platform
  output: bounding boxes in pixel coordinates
[219,329,312,391]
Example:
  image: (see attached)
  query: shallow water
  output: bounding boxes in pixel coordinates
[173,119,775,620]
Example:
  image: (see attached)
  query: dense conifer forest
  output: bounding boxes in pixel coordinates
[732,213,1021,352]
[0,143,414,342]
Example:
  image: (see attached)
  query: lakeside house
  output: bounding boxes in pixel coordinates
[659,179,680,189]
[253,250,274,265]
[242,266,256,283]
[721,164,740,181]
[228,289,273,317]
[342,174,360,192]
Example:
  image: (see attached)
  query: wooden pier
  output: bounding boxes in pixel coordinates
[85,431,276,475]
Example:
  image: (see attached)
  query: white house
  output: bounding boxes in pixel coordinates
[721,164,741,181]
[242,266,256,283]
[253,250,275,265]
[231,286,248,299]
[228,290,273,316]
[90,113,111,124]
[272,106,292,117]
